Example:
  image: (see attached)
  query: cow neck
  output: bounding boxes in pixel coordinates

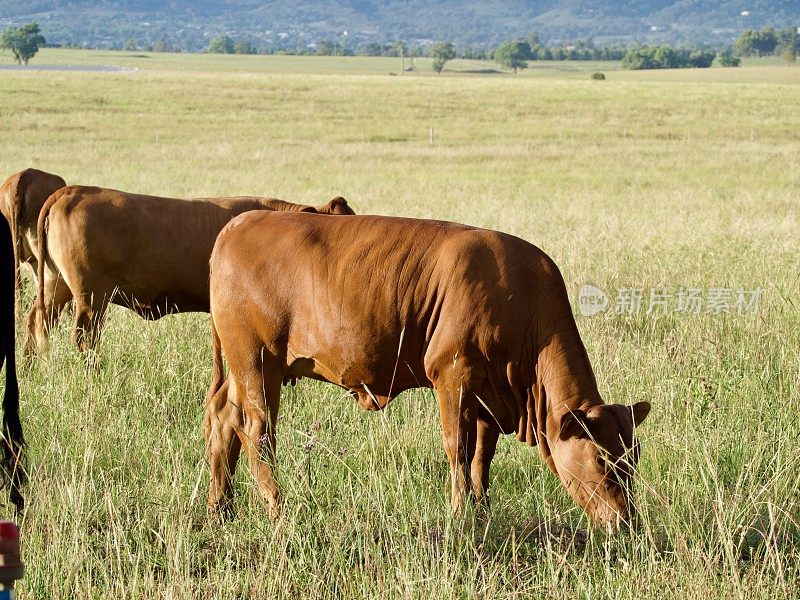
[528,293,604,470]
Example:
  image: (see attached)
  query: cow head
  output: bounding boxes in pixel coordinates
[551,401,651,531]
[316,196,355,215]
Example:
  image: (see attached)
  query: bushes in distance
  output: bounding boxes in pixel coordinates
[622,46,716,70]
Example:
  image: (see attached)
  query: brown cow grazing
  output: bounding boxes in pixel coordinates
[31,186,354,353]
[1,217,25,511]
[206,212,651,529]
[0,168,67,297]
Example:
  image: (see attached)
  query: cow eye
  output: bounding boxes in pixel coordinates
[595,455,605,470]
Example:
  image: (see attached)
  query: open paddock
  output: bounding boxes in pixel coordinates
[1,49,798,598]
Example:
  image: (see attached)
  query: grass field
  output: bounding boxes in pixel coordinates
[1,49,799,598]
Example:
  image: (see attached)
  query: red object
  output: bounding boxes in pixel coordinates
[0,521,23,587]
[0,523,17,538]
[0,522,19,556]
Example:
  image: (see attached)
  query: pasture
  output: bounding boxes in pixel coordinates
[1,48,799,598]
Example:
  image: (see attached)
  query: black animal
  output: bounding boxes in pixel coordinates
[1,217,24,510]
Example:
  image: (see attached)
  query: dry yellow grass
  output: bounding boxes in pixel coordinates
[0,49,798,598]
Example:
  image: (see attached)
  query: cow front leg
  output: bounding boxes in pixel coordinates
[434,369,480,514]
[470,419,500,505]
[205,377,242,518]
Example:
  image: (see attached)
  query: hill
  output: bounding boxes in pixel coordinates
[1,1,798,51]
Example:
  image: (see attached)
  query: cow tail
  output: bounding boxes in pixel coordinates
[10,171,29,305]
[34,192,58,339]
[206,312,225,406]
[1,217,25,507]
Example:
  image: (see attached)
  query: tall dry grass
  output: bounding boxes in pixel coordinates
[0,50,798,597]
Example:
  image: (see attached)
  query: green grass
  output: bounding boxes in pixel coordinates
[1,51,798,598]
[4,48,796,81]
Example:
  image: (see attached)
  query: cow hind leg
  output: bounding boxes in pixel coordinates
[72,293,108,354]
[231,360,283,519]
[25,273,72,355]
[205,377,243,518]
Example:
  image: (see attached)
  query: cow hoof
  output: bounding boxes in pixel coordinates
[267,502,281,522]
[207,499,235,522]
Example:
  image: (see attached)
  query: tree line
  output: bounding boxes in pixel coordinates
[489,40,725,72]
[199,26,800,72]
[4,20,799,72]
[621,47,716,70]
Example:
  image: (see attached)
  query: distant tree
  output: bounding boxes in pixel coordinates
[494,40,531,73]
[776,27,800,54]
[0,22,46,65]
[733,30,754,57]
[734,27,778,57]
[207,35,235,54]
[360,42,381,56]
[123,38,137,51]
[152,39,169,53]
[461,46,477,59]
[783,46,797,65]
[716,48,741,67]
[591,72,605,80]
[756,26,779,55]
[316,39,339,56]
[429,41,455,73]
[622,47,657,70]
[652,45,680,68]
[389,41,407,58]
[234,41,255,54]
[688,49,715,68]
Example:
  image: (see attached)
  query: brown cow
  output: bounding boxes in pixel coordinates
[206,212,651,529]
[0,168,67,297]
[1,216,24,511]
[31,186,354,353]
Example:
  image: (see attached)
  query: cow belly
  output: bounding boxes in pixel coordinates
[101,240,211,315]
[286,356,394,411]
[286,346,428,402]
[110,285,209,318]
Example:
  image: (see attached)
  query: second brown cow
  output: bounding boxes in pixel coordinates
[31,186,354,352]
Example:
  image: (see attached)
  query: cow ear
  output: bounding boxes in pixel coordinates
[321,196,353,215]
[558,409,588,441]
[631,401,651,427]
